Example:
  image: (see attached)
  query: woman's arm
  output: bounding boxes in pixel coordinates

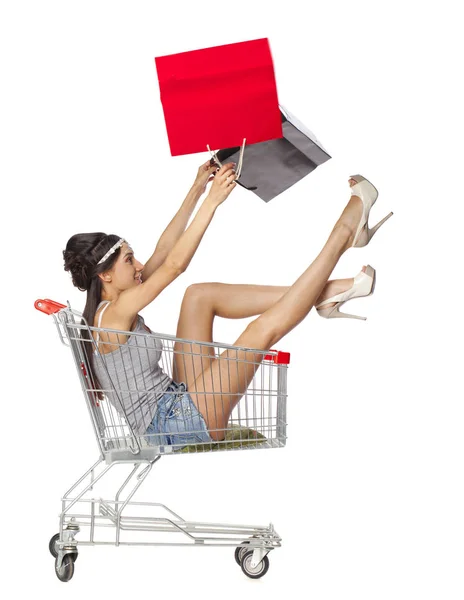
[112,162,237,318]
[142,160,218,280]
[166,162,237,272]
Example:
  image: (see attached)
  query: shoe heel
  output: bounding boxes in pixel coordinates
[318,302,367,321]
[368,211,393,241]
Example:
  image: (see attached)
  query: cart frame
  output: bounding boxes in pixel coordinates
[36,299,289,581]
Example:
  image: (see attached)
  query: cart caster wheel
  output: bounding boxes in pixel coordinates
[240,550,270,579]
[49,533,60,558]
[234,540,251,565]
[55,554,75,582]
[49,534,78,562]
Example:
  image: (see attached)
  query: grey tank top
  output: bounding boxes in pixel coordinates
[92,301,173,435]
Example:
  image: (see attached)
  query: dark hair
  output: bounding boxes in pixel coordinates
[63,232,124,394]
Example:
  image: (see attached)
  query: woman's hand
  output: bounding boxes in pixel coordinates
[205,162,237,208]
[193,159,221,194]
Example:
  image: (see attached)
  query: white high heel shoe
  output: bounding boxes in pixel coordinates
[316,265,376,320]
[349,175,393,248]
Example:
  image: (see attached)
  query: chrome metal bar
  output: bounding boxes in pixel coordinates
[57,541,278,548]
[115,462,153,545]
[61,462,115,517]
[100,502,197,541]
[115,464,140,504]
[62,458,104,499]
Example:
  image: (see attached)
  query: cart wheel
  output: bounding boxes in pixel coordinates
[234,540,251,566]
[49,534,59,558]
[55,554,75,582]
[240,550,270,579]
[49,534,78,562]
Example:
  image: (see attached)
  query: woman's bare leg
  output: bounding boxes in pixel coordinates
[174,245,366,386]
[172,276,359,387]
[193,283,292,319]
[172,283,290,388]
[172,283,291,387]
[204,279,364,317]
[189,190,364,440]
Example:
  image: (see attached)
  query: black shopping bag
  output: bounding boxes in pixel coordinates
[211,105,331,202]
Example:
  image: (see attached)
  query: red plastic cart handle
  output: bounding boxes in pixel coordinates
[34,299,66,315]
[264,349,290,365]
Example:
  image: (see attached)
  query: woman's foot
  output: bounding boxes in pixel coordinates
[338,176,393,249]
[316,265,376,320]
[316,265,367,309]
[333,178,365,251]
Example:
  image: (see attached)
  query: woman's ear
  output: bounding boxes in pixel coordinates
[98,272,111,283]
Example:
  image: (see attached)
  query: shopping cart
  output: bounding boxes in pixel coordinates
[35,298,290,582]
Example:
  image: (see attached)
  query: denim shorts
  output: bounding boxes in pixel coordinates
[145,381,213,449]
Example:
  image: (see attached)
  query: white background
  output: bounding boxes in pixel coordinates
[1,1,463,598]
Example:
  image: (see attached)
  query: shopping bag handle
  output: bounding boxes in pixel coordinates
[208,138,246,180]
[34,299,67,315]
[208,141,258,191]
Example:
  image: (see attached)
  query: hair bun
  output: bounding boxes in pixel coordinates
[63,249,93,291]
[63,232,122,293]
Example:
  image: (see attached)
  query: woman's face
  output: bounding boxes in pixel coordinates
[101,242,144,290]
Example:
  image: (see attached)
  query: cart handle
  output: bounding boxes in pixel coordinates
[264,350,290,365]
[34,299,67,314]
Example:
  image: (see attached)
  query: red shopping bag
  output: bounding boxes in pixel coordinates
[155,38,283,156]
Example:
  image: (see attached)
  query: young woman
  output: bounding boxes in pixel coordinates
[63,159,392,447]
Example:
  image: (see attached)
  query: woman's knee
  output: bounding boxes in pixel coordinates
[183,283,222,313]
[184,283,217,301]
[182,284,208,310]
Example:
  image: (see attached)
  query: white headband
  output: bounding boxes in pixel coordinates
[97,238,126,265]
